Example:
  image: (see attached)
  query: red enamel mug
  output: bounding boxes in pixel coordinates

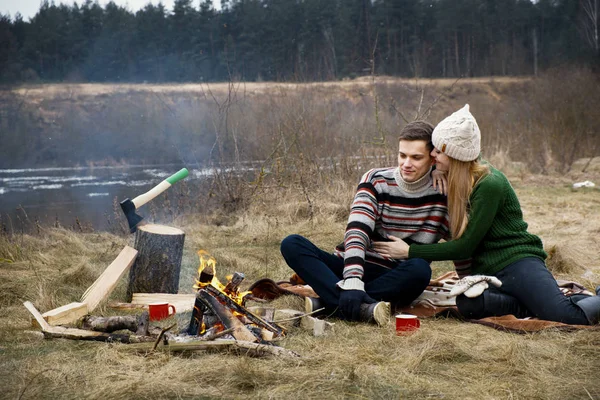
[149,302,176,321]
[395,314,420,334]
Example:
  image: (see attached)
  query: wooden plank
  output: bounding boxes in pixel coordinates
[130,293,195,312]
[43,302,88,326]
[107,302,147,311]
[24,300,52,331]
[81,245,138,311]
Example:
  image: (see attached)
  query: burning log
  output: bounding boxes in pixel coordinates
[197,289,257,342]
[204,285,285,337]
[224,272,245,296]
[186,295,205,336]
[187,251,286,342]
[126,224,185,301]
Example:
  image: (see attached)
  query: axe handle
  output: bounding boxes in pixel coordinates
[131,168,188,209]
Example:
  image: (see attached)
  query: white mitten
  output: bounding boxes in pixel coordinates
[450,275,502,298]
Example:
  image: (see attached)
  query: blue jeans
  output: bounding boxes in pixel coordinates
[280,234,432,309]
[456,257,590,324]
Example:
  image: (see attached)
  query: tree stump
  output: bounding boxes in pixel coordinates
[127,224,185,301]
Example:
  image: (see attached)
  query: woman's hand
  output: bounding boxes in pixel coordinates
[432,169,448,195]
[372,236,410,259]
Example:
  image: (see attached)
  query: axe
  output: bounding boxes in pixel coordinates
[120,168,189,233]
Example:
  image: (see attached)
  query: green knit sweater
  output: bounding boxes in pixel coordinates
[408,166,547,276]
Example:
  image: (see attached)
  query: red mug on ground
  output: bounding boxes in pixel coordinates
[149,302,176,321]
[395,314,420,334]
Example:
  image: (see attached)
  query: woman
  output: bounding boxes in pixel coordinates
[373,104,600,325]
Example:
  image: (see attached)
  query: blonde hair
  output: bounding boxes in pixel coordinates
[447,158,490,239]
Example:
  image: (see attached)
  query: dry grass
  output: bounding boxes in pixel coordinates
[1,165,600,399]
[11,76,533,98]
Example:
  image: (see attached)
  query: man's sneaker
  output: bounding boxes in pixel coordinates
[305,296,325,316]
[360,301,391,326]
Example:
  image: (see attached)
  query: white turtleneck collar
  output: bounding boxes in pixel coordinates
[393,166,433,193]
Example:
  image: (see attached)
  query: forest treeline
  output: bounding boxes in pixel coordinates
[0,0,599,83]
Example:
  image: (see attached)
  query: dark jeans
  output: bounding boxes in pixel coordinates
[456,257,590,325]
[280,234,432,309]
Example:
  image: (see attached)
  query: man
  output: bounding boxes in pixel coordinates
[279,121,450,325]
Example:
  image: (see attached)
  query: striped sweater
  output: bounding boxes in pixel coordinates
[335,166,450,280]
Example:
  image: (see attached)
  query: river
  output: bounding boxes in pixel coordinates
[0,164,224,233]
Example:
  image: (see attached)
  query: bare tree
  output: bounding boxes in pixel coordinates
[579,0,599,56]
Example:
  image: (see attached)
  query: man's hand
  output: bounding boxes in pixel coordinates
[432,169,448,195]
[372,235,410,259]
[450,275,502,298]
[339,289,376,321]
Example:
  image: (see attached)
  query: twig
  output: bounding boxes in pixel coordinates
[272,308,326,323]
[298,172,314,221]
[17,368,61,400]
[417,77,461,120]
[414,87,425,120]
[152,323,176,351]
[369,32,387,144]
[581,156,596,173]
[389,97,410,124]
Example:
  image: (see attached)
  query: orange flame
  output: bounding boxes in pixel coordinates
[194,250,251,306]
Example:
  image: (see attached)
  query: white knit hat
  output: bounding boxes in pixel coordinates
[432,104,481,161]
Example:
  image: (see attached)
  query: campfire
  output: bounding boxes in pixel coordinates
[24,244,302,358]
[186,250,286,342]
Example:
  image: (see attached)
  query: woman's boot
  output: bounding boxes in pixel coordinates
[574,286,600,324]
[456,290,531,319]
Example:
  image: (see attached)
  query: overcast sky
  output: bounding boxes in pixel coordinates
[0,0,222,21]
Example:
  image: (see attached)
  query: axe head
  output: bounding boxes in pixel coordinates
[120,198,144,233]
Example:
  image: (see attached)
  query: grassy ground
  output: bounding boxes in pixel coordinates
[1,158,600,399]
